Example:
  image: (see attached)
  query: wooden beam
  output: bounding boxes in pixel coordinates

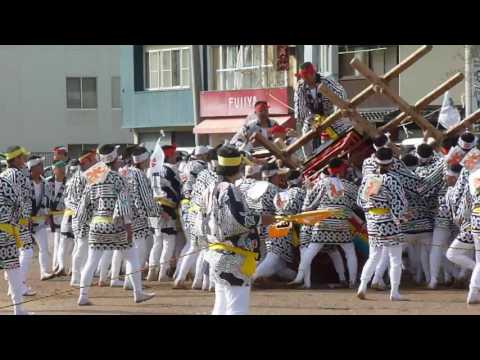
[252,133,298,169]
[379,72,464,133]
[284,45,433,156]
[350,58,444,142]
[445,109,480,137]
[318,83,379,138]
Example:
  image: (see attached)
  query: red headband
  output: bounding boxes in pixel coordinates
[78,151,96,165]
[255,102,269,112]
[328,162,348,176]
[270,125,287,135]
[162,145,177,158]
[296,63,316,79]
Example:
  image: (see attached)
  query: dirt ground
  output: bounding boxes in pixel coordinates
[2,254,480,315]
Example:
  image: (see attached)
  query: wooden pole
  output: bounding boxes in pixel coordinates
[318,83,379,138]
[252,133,298,169]
[284,45,433,156]
[350,58,444,142]
[379,72,465,133]
[445,109,480,137]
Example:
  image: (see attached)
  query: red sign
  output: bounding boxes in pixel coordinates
[200,87,290,118]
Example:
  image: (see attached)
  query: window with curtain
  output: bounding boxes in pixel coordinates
[144,47,190,90]
[66,77,97,109]
[212,45,288,90]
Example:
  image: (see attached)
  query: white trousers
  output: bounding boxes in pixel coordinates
[446,239,476,271]
[253,253,296,281]
[56,234,74,272]
[33,227,51,277]
[80,246,143,299]
[112,237,149,285]
[372,247,389,285]
[175,242,199,283]
[405,233,432,283]
[429,227,451,285]
[4,268,27,315]
[71,234,88,284]
[51,230,61,270]
[360,244,403,296]
[328,248,347,282]
[192,249,210,288]
[19,248,33,293]
[212,283,250,315]
[97,250,113,283]
[469,234,480,290]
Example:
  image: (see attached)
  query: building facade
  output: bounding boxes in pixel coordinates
[0,45,132,160]
[120,45,469,148]
[120,45,198,150]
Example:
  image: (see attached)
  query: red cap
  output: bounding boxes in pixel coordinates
[295,63,316,79]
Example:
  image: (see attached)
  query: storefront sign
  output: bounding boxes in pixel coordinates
[200,88,290,118]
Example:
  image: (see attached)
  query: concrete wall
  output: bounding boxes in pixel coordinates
[0,45,132,153]
[399,45,465,106]
[120,45,194,129]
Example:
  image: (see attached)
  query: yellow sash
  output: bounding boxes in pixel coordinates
[180,199,200,213]
[473,208,480,214]
[48,210,66,217]
[92,216,114,225]
[19,215,48,226]
[155,197,177,209]
[0,223,22,248]
[209,243,257,277]
[64,209,75,217]
[368,208,389,215]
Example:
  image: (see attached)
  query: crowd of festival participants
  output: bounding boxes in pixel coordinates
[2,62,480,315]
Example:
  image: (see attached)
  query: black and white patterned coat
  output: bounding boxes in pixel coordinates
[182,159,208,200]
[357,172,408,247]
[190,168,218,245]
[124,166,160,241]
[271,185,306,263]
[230,118,278,153]
[203,179,261,287]
[300,177,359,246]
[294,74,350,136]
[0,176,21,269]
[45,176,67,231]
[77,170,133,251]
[1,168,34,249]
[64,169,89,238]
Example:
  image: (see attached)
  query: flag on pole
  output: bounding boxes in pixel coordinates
[438,91,461,130]
[147,138,165,179]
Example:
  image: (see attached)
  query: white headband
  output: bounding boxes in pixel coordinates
[374,156,393,165]
[194,146,209,156]
[27,157,45,169]
[458,136,477,151]
[446,169,460,177]
[132,151,149,164]
[98,145,120,163]
[262,169,278,178]
[287,177,302,186]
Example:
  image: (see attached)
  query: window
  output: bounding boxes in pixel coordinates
[212,45,288,91]
[111,76,121,109]
[338,45,399,79]
[144,47,190,90]
[66,77,97,109]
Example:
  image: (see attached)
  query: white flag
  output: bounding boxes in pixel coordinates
[147,138,165,179]
[438,91,461,130]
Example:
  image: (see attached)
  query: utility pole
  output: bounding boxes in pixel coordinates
[466,45,472,117]
[190,45,202,145]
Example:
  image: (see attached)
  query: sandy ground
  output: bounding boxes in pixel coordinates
[2,252,480,315]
